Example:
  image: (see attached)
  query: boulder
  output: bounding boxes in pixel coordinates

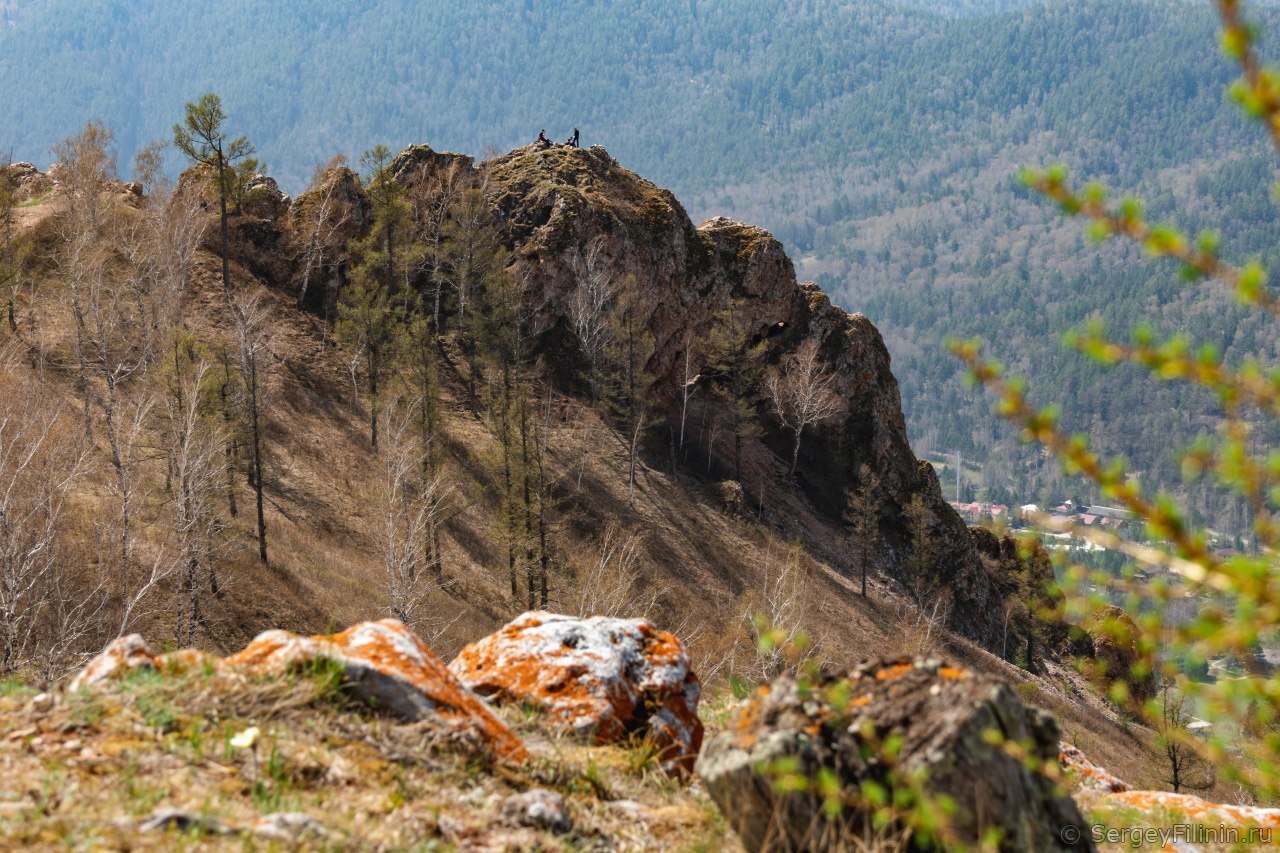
[69,634,163,690]
[451,611,703,774]
[1107,790,1280,832]
[696,657,1094,852]
[69,619,528,765]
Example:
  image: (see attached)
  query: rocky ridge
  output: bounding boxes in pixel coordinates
[5,143,1051,659]
[302,143,1046,657]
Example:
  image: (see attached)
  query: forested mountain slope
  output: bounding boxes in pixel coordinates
[2,0,1273,525]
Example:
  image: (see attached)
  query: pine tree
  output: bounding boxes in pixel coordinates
[172,93,255,302]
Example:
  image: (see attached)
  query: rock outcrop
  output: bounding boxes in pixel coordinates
[1059,741,1129,793]
[451,611,703,774]
[71,619,528,764]
[478,144,1030,653]
[241,173,290,220]
[3,161,53,202]
[1084,605,1155,704]
[697,657,1093,851]
[284,163,373,312]
[1062,742,1280,840]
[160,141,1053,659]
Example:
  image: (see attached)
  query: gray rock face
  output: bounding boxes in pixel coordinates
[242,173,290,220]
[4,161,54,202]
[696,658,1095,852]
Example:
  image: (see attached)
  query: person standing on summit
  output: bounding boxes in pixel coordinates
[569,128,580,148]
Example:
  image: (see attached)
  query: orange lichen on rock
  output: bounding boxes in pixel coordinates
[69,620,528,765]
[874,662,914,682]
[1110,790,1280,831]
[451,612,703,774]
[225,620,527,763]
[69,635,159,691]
[1060,742,1280,837]
[1058,741,1129,793]
[938,666,968,680]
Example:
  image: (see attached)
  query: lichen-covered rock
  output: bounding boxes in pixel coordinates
[68,620,527,764]
[697,657,1093,852]
[224,620,527,763]
[1059,741,1129,793]
[69,635,161,690]
[451,611,702,773]
[1059,743,1280,840]
[1109,790,1280,831]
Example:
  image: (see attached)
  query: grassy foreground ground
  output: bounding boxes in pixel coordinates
[0,668,736,852]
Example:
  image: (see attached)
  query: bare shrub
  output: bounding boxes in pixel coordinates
[891,593,952,659]
[739,539,815,682]
[0,347,101,679]
[566,522,654,619]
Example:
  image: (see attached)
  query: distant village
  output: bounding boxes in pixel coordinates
[949,496,1250,561]
[948,498,1133,549]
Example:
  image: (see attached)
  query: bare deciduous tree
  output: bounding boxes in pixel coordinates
[162,343,226,646]
[408,158,470,333]
[128,155,205,348]
[230,290,271,564]
[53,121,117,439]
[741,538,814,681]
[765,339,845,478]
[678,338,702,462]
[1159,679,1216,794]
[567,240,620,402]
[378,399,455,632]
[293,155,352,309]
[0,355,99,678]
[0,153,28,337]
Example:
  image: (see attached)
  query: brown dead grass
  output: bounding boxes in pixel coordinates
[0,665,736,851]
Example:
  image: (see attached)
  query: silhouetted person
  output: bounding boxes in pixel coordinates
[569,128,580,148]
[537,129,549,148]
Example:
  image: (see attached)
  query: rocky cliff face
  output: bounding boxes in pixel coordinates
[473,144,1014,651]
[259,143,1035,655]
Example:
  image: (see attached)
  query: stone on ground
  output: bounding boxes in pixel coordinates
[69,619,528,764]
[451,611,703,774]
[697,657,1093,852]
